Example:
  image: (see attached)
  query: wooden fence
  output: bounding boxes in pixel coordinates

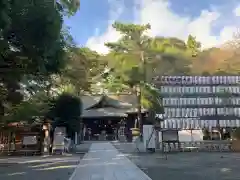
[161,140,234,152]
[0,126,43,156]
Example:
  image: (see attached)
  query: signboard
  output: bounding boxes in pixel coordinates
[143,125,155,149]
[52,127,66,153]
[22,136,37,145]
[162,130,178,142]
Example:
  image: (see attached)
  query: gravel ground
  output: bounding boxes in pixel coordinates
[0,142,92,180]
[113,142,240,180]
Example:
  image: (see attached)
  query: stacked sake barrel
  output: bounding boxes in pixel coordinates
[160,118,240,130]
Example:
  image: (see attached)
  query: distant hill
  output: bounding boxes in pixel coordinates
[191,46,240,75]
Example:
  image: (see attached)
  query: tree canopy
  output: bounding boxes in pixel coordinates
[0,0,80,124]
[1,0,240,132]
[49,93,82,139]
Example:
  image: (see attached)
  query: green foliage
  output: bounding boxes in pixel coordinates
[105,22,151,53]
[0,0,79,122]
[105,22,147,91]
[4,6,240,130]
[146,35,192,77]
[3,0,66,74]
[101,74,126,93]
[3,91,54,124]
[141,83,164,113]
[104,22,166,118]
[187,35,201,56]
[0,1,65,84]
[102,22,194,116]
[52,93,82,120]
[59,47,106,94]
[57,84,76,94]
[58,0,80,16]
[50,93,82,138]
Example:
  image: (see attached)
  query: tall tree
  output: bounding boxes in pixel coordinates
[149,37,191,77]
[50,93,82,139]
[104,22,193,118]
[105,22,150,134]
[104,22,166,136]
[58,0,80,16]
[0,0,78,123]
[59,47,106,95]
[218,30,240,75]
[187,35,201,57]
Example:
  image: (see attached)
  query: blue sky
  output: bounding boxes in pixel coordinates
[65,0,109,45]
[64,0,240,53]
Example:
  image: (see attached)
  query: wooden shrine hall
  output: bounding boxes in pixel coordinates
[81,94,148,141]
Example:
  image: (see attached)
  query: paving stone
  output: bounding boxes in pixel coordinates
[69,142,152,180]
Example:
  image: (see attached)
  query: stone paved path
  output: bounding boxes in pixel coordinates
[69,142,152,180]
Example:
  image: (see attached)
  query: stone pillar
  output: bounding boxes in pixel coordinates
[74,132,78,144]
[42,123,51,155]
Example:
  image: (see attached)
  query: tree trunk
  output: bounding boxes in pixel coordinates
[136,86,142,138]
[139,51,145,140]
[46,83,52,97]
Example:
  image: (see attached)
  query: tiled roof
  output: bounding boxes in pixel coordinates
[81,94,146,118]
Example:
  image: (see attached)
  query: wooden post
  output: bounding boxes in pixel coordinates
[155,122,160,149]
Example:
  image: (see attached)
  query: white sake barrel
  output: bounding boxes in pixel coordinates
[227,120,231,127]
[223,120,227,127]
[199,120,204,129]
[186,119,190,129]
[229,120,233,127]
[172,119,177,129]
[163,120,167,129]
[232,120,236,127]
[169,120,173,129]
[176,120,180,129]
[180,119,184,129]
[219,120,224,127]
[236,120,240,127]
[192,119,196,129]
[184,119,188,129]
[160,121,164,128]
[208,120,212,130]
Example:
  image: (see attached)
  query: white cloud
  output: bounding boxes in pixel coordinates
[86,0,239,53]
[234,4,240,16]
[85,0,122,54]
[86,26,121,54]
